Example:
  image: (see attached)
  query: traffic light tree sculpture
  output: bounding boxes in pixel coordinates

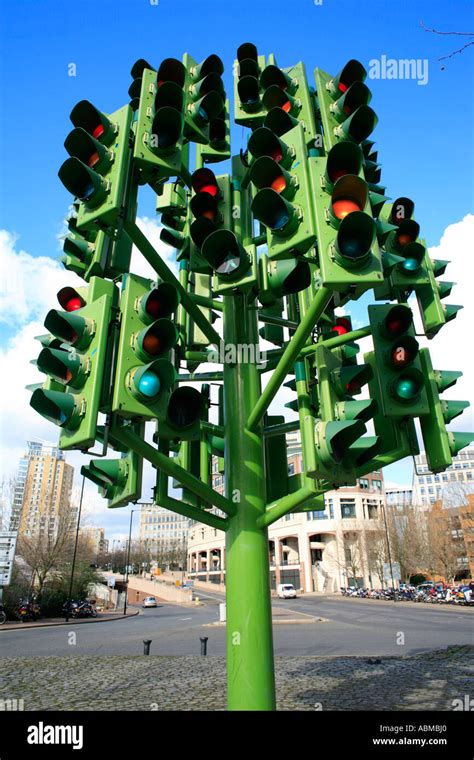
[29,47,472,711]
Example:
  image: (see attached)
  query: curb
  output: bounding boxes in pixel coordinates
[0,609,140,632]
[204,616,327,627]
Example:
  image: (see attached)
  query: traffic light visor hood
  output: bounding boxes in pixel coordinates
[201,229,250,280]
[167,386,205,429]
[70,100,115,145]
[328,59,367,97]
[156,58,186,87]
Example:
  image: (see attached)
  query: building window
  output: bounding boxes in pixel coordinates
[288,462,295,476]
[372,480,383,492]
[340,500,356,518]
[359,478,369,490]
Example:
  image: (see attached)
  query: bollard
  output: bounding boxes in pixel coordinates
[200,636,208,656]
[143,639,152,655]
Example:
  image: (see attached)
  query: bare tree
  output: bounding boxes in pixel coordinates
[426,505,464,583]
[420,21,474,68]
[16,499,78,597]
[365,525,387,587]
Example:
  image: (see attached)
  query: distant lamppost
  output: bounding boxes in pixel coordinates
[65,476,86,624]
[123,505,153,615]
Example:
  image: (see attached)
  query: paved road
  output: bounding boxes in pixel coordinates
[0,593,472,657]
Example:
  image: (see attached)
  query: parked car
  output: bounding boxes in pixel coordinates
[277,584,297,599]
[142,596,158,608]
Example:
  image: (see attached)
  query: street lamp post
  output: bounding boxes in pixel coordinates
[123,505,153,615]
[65,476,86,624]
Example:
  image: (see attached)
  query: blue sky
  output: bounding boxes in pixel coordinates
[0,0,473,536]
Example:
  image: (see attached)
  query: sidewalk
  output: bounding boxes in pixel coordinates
[0,609,139,631]
[0,646,471,710]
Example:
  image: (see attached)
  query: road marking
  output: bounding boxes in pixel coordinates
[181,617,192,621]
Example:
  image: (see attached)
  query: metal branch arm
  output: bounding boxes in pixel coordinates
[247,286,332,432]
[113,424,236,517]
[124,220,222,348]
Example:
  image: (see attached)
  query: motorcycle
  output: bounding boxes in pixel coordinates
[17,598,41,622]
[62,599,97,618]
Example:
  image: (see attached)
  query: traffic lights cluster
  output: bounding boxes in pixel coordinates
[27,45,472,517]
[310,60,384,294]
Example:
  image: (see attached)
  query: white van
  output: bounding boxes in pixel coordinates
[277,583,297,599]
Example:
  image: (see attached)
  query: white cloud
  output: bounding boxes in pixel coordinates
[0,230,79,327]
[414,214,474,432]
[131,217,178,279]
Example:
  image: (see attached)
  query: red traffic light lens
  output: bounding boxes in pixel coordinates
[281,100,291,113]
[92,124,105,140]
[346,379,361,394]
[329,167,350,182]
[87,152,100,168]
[271,175,286,193]
[386,317,403,334]
[143,333,162,356]
[338,82,348,93]
[271,147,283,162]
[200,183,218,197]
[333,198,361,220]
[332,316,351,335]
[65,297,82,312]
[397,232,412,247]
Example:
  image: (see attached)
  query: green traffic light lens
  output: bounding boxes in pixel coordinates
[137,371,161,398]
[395,376,419,400]
[390,367,424,404]
[402,258,419,272]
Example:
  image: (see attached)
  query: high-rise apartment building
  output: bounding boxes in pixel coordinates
[11,440,74,538]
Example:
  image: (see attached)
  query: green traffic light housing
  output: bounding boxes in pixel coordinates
[64,128,113,174]
[138,282,180,323]
[247,127,294,169]
[333,211,375,267]
[325,142,364,190]
[330,81,372,123]
[267,258,311,298]
[167,386,205,431]
[58,157,109,208]
[70,100,117,146]
[327,59,367,99]
[262,85,300,117]
[36,347,87,389]
[83,458,128,497]
[249,156,297,200]
[251,188,300,237]
[189,53,224,82]
[260,65,296,94]
[201,229,250,280]
[334,104,378,144]
[44,309,95,350]
[263,107,299,138]
[30,388,82,430]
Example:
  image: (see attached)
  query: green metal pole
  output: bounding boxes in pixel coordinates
[223,292,276,711]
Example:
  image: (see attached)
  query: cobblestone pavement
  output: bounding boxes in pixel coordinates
[1,646,472,711]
